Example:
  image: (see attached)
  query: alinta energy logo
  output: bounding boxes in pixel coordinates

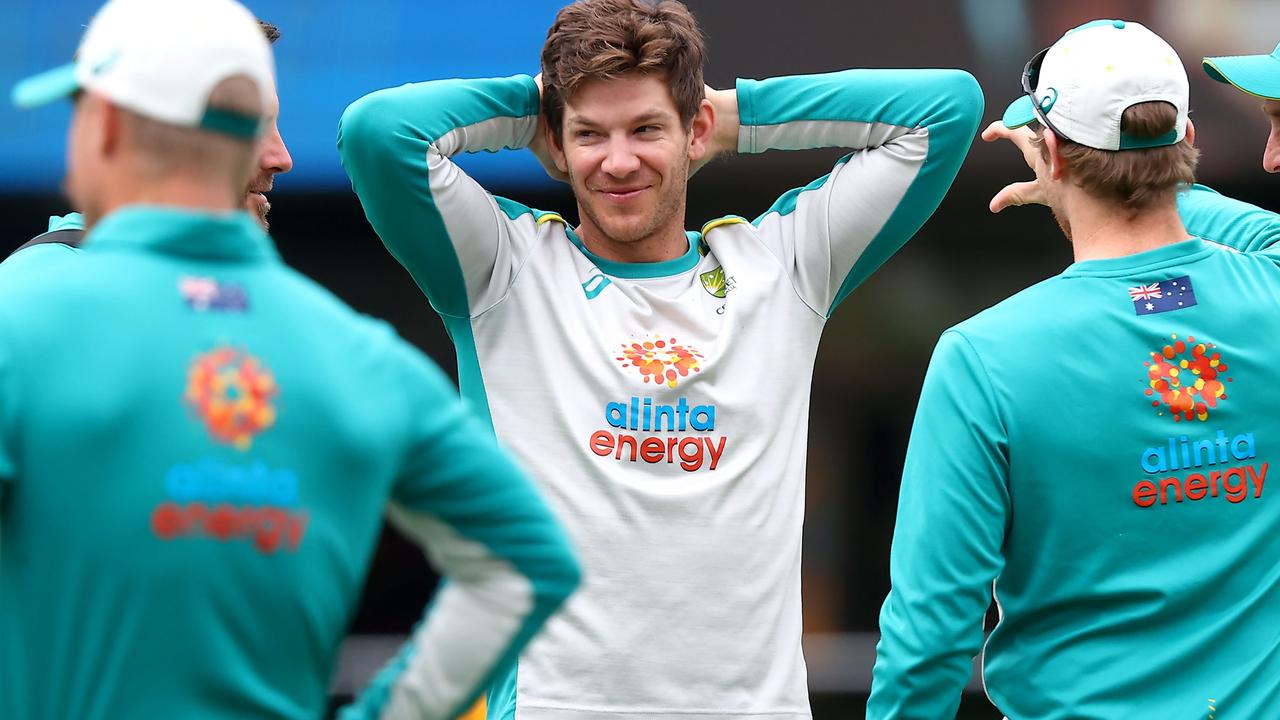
[185,347,278,450]
[153,347,308,554]
[616,336,704,389]
[591,335,725,472]
[1142,333,1230,422]
[1133,333,1266,509]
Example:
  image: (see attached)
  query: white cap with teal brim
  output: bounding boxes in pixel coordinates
[11,0,275,140]
[1001,19,1189,152]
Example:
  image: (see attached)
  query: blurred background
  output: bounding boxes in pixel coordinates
[2,0,1278,717]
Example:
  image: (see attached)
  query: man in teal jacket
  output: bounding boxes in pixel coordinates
[869,20,1280,719]
[1,1,579,719]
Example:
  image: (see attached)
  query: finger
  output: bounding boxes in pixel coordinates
[989,181,1042,214]
[981,121,1012,143]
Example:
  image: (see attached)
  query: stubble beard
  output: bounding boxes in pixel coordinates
[1050,201,1071,242]
[245,172,273,230]
[251,197,271,230]
[573,153,690,253]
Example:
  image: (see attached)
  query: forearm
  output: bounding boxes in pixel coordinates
[735,68,982,155]
[379,503,578,720]
[339,75,539,171]
[867,331,1008,717]
[1177,183,1280,252]
[344,374,580,720]
[336,75,541,318]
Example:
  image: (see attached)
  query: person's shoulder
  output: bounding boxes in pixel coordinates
[1,238,82,273]
[493,195,567,228]
[946,274,1071,349]
[4,213,86,264]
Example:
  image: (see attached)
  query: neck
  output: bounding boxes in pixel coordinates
[575,203,690,265]
[1061,189,1191,262]
[90,171,241,228]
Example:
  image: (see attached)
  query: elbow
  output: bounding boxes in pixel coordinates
[337,88,406,173]
[533,544,583,612]
[942,70,985,137]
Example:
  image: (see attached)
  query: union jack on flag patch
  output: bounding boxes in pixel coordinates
[1128,282,1162,301]
[1130,276,1196,315]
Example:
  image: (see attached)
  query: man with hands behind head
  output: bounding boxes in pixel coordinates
[339,0,982,717]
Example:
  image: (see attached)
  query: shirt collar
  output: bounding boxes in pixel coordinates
[84,205,279,262]
[1060,238,1215,278]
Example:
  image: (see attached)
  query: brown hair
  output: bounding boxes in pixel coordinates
[258,20,281,44]
[1038,101,1198,210]
[540,0,706,142]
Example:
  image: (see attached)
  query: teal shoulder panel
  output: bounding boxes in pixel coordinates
[442,315,495,431]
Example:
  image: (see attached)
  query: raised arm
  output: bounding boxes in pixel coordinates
[867,330,1009,718]
[1177,183,1280,252]
[735,69,983,317]
[337,76,544,318]
[342,340,580,720]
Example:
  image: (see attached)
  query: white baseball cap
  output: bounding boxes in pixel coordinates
[11,0,275,140]
[1001,19,1189,151]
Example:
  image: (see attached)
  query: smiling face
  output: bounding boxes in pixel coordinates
[1262,99,1280,174]
[550,73,709,263]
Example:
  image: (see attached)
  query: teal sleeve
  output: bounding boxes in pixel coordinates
[1177,183,1280,252]
[391,346,579,611]
[738,69,984,315]
[337,76,540,318]
[0,326,15,494]
[341,340,579,720]
[868,330,1009,719]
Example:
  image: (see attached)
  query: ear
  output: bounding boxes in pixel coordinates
[547,123,569,174]
[1042,128,1066,180]
[1184,118,1196,147]
[686,97,715,162]
[99,97,124,158]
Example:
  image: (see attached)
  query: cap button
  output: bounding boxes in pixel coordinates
[1112,20,1126,29]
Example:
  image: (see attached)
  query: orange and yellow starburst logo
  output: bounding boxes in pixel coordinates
[185,347,278,450]
[1143,334,1231,422]
[616,336,704,389]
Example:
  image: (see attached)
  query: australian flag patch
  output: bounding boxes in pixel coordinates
[1129,275,1196,316]
[179,275,249,312]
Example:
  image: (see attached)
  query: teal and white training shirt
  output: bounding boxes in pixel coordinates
[339,69,981,719]
[0,206,580,720]
[868,184,1280,718]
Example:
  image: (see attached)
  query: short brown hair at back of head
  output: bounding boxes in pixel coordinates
[540,0,706,143]
[1040,101,1199,211]
[258,20,280,44]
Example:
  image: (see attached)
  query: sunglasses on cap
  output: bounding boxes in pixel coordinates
[1021,46,1072,142]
